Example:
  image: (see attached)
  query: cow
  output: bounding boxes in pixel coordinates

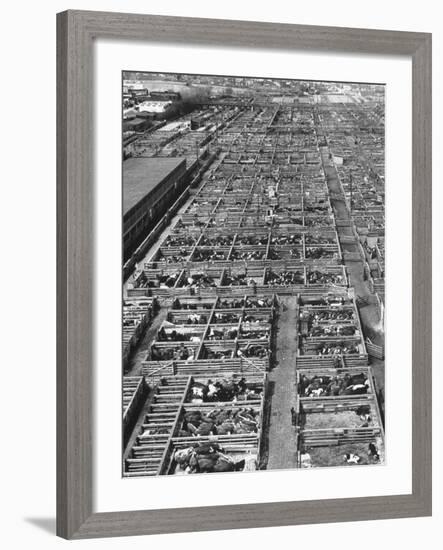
[344,453,361,464]
[368,443,380,461]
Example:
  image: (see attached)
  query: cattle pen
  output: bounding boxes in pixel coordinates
[122,75,385,476]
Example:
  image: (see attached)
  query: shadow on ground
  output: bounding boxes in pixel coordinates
[24,517,56,535]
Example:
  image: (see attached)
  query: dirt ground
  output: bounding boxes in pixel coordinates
[303,408,376,430]
[304,442,381,468]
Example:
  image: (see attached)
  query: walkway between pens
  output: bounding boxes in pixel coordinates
[266,296,299,470]
[126,306,169,377]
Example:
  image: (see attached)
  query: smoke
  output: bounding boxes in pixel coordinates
[180,85,211,105]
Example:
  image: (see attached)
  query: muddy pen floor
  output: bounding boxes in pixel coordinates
[302,442,381,468]
[302,408,377,430]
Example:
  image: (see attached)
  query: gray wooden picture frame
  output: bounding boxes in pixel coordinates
[56,9,432,540]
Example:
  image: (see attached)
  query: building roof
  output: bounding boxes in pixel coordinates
[137,111,155,119]
[124,117,146,127]
[123,157,186,216]
[139,101,172,113]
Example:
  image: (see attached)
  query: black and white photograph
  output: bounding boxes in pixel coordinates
[1,0,437,544]
[122,72,386,476]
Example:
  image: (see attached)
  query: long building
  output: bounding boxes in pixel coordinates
[123,157,186,260]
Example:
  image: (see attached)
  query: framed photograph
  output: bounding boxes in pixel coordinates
[57,10,432,539]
